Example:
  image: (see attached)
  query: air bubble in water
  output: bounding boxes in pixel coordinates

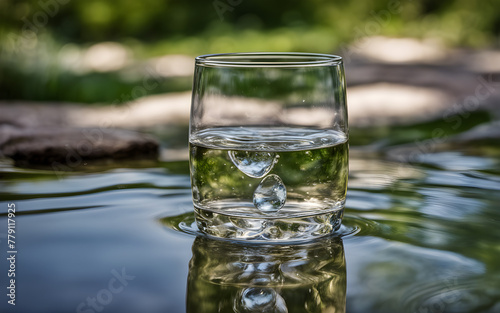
[253,174,286,214]
[228,151,278,178]
[236,287,288,313]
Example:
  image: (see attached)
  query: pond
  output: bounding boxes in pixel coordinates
[0,125,499,313]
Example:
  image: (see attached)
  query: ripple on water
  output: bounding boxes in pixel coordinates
[159,212,384,241]
[425,170,500,191]
[401,275,500,313]
[414,152,497,171]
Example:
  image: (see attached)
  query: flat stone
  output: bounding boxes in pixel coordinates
[0,126,158,166]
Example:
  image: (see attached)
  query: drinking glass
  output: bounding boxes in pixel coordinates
[189,52,348,241]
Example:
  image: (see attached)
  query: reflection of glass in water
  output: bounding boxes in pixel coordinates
[186,236,346,313]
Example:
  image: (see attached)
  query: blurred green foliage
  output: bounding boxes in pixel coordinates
[2,0,500,47]
[1,0,500,103]
[3,0,500,46]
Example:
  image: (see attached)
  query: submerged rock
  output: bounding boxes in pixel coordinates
[0,126,158,166]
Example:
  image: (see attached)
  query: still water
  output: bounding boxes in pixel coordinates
[0,144,499,312]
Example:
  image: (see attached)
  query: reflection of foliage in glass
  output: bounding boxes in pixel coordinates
[198,65,344,106]
[189,140,348,205]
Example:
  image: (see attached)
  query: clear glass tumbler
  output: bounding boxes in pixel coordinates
[189,52,348,242]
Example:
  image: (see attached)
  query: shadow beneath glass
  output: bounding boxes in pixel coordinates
[186,236,346,313]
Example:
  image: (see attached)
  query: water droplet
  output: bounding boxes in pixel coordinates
[237,287,288,313]
[253,174,286,214]
[229,151,278,178]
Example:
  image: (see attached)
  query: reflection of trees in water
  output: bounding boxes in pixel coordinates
[186,236,346,313]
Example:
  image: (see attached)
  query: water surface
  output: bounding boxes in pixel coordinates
[0,143,499,313]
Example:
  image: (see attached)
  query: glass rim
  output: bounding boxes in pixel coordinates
[195,52,343,68]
